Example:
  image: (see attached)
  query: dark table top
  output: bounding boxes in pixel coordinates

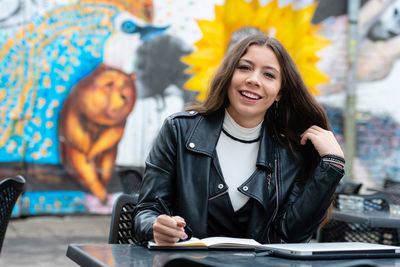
[331,208,400,228]
[67,243,400,267]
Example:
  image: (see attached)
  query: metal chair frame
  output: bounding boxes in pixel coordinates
[0,175,26,253]
[108,193,138,244]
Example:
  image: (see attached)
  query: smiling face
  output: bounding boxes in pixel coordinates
[227,45,282,128]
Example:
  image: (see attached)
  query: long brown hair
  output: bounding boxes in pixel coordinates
[186,33,330,178]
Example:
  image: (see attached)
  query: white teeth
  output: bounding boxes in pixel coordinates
[240,91,261,99]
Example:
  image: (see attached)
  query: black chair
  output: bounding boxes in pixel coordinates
[319,192,400,245]
[382,179,400,204]
[108,193,139,244]
[335,181,363,195]
[0,175,26,253]
[383,178,400,192]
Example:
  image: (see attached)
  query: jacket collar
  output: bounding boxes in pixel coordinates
[185,108,224,157]
[186,108,275,171]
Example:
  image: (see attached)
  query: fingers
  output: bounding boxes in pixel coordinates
[153,215,188,246]
[173,216,186,228]
[300,126,344,158]
[300,125,326,145]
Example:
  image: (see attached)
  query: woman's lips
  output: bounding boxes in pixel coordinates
[239,90,262,102]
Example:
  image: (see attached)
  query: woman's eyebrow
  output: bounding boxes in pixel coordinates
[240,58,280,73]
[263,66,280,74]
[239,58,253,65]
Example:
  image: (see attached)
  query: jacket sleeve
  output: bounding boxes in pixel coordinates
[273,160,344,243]
[133,117,178,244]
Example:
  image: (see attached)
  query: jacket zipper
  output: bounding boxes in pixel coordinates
[208,189,228,201]
[267,159,279,243]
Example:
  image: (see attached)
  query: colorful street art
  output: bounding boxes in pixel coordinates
[59,64,136,202]
[1,0,400,216]
[0,0,167,213]
[316,0,400,188]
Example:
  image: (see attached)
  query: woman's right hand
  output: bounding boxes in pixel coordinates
[153,214,188,245]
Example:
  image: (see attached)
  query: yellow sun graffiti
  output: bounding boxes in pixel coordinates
[182,0,330,101]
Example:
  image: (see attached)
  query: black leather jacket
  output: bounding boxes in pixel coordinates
[133,109,344,244]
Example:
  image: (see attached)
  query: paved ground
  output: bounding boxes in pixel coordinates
[0,215,111,266]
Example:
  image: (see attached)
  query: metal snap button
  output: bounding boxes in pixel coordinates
[243,186,248,191]
[189,111,195,115]
[189,142,195,148]
[218,184,224,189]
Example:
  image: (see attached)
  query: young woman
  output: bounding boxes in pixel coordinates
[133,34,345,245]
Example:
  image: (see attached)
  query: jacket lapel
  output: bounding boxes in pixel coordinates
[256,121,276,171]
[185,109,224,157]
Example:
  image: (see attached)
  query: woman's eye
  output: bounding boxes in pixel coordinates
[237,65,250,70]
[264,72,275,79]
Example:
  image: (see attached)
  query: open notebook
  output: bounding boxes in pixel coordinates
[148,237,262,250]
[260,242,400,259]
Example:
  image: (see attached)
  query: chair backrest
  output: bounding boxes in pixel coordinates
[108,193,138,244]
[0,175,26,253]
[383,178,400,192]
[335,181,363,195]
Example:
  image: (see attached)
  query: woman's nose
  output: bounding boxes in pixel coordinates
[245,73,261,87]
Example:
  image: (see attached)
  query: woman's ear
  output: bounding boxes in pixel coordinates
[275,90,282,102]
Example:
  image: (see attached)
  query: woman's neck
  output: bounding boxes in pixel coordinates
[225,107,264,128]
[223,110,262,141]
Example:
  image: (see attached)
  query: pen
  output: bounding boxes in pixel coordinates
[155,196,193,240]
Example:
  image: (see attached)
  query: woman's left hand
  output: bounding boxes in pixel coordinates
[300,125,344,158]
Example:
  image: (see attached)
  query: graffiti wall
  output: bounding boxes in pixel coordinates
[0,0,399,215]
[315,0,400,189]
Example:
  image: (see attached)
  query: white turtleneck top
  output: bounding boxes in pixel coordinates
[216,110,262,211]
